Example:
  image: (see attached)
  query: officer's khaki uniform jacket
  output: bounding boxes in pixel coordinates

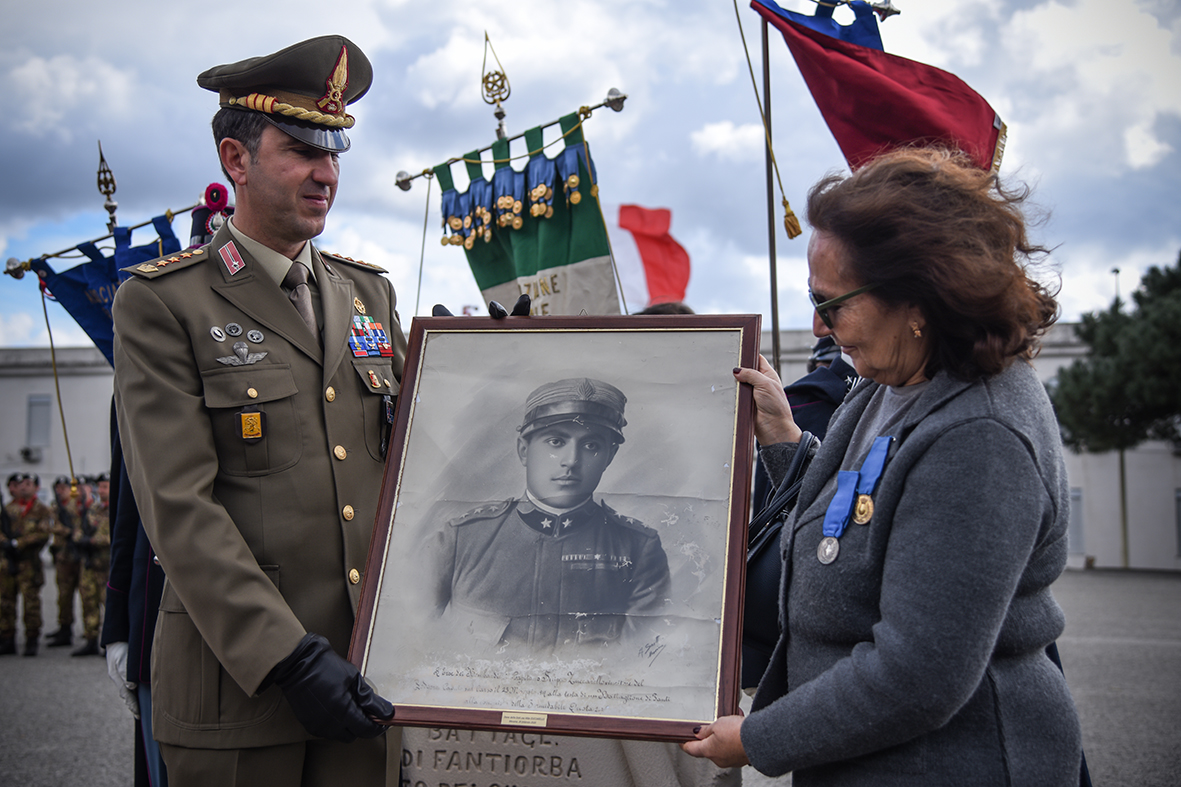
[113,223,406,749]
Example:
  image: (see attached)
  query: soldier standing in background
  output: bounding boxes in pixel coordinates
[47,475,84,648]
[0,478,16,655]
[73,471,111,656]
[1,472,53,656]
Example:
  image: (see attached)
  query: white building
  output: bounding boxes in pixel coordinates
[3,322,1179,570]
[0,346,114,496]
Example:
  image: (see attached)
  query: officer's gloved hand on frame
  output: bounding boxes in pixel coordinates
[265,633,393,742]
[432,294,531,318]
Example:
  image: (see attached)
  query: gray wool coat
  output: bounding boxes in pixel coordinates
[743,360,1082,786]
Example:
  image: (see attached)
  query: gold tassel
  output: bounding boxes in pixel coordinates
[782,198,802,239]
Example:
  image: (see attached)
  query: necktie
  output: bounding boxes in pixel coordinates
[282,262,317,336]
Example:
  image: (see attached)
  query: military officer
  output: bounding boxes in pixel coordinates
[47,475,84,648]
[72,471,111,656]
[112,35,405,787]
[0,473,52,656]
[429,378,671,653]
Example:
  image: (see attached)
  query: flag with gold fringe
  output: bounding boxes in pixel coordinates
[435,113,620,316]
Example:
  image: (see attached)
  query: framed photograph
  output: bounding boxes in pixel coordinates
[350,314,760,741]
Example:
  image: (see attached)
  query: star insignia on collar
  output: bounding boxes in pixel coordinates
[541,518,553,529]
[562,518,573,528]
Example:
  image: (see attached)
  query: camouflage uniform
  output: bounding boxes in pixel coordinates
[50,490,84,637]
[1,498,53,648]
[76,499,111,642]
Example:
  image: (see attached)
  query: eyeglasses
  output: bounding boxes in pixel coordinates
[808,283,878,329]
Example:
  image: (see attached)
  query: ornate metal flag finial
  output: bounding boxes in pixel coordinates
[97,141,118,232]
[870,1,901,21]
[481,32,512,140]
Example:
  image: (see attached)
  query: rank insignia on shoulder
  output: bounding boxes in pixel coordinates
[448,499,512,526]
[124,247,208,278]
[324,252,387,273]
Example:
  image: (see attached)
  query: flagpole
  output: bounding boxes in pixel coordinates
[762,19,782,376]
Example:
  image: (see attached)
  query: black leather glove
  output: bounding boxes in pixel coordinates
[433,294,529,319]
[508,294,531,316]
[265,633,393,742]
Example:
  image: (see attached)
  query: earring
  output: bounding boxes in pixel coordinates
[911,324,922,339]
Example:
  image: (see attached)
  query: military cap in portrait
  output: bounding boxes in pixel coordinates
[519,377,628,443]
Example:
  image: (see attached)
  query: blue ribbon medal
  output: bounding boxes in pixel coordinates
[817,435,893,564]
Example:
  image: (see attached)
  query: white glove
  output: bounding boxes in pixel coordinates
[105,641,140,719]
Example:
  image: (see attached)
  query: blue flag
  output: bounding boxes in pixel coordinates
[31,215,180,365]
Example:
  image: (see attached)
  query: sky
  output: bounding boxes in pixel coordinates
[2,0,1179,348]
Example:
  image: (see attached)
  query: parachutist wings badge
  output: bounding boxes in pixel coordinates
[217,341,268,366]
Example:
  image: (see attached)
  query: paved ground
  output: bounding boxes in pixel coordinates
[1,565,1178,786]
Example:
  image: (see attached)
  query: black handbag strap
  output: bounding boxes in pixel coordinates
[748,431,816,553]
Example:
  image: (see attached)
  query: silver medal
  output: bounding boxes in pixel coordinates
[246,329,264,344]
[225,322,243,337]
[209,326,226,342]
[817,536,840,565]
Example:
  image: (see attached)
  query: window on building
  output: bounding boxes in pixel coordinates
[1068,487,1085,556]
[27,394,51,448]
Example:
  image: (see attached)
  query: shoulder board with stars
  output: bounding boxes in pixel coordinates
[322,251,387,273]
[122,247,210,279]
[601,502,655,536]
[448,499,514,527]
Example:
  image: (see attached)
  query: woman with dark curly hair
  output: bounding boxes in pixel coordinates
[684,147,1083,785]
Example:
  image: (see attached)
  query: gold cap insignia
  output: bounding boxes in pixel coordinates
[317,45,350,115]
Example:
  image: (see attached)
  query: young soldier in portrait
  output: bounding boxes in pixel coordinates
[427,377,671,653]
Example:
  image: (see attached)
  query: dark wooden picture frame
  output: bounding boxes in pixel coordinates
[349,314,760,742]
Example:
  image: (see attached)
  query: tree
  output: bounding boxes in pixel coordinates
[1050,250,1181,567]
[1052,250,1181,451]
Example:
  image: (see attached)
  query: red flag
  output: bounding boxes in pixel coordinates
[616,205,691,307]
[752,0,1006,172]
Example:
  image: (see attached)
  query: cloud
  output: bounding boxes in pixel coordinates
[0,307,92,347]
[691,121,765,163]
[8,55,137,138]
[1001,0,1181,172]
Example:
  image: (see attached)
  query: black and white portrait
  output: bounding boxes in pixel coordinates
[355,317,758,737]
[427,376,673,653]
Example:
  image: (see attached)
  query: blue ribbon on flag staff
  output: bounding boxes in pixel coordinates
[526,151,556,215]
[492,164,518,226]
[457,190,472,236]
[469,174,493,234]
[555,145,587,204]
[439,186,461,240]
[30,214,180,366]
